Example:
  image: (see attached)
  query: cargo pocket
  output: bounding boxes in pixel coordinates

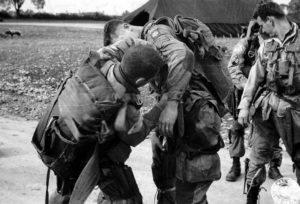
[176,152,221,183]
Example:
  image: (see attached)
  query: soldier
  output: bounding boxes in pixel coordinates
[34,44,167,204]
[102,17,225,204]
[226,20,283,182]
[238,2,300,204]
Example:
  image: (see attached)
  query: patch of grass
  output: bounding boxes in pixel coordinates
[0,25,102,119]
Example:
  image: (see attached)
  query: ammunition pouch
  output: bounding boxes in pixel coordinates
[265,38,300,96]
[98,164,141,201]
[152,147,177,191]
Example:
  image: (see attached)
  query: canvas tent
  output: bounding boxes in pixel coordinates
[123,0,261,37]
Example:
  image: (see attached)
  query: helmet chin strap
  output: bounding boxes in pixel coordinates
[113,64,140,94]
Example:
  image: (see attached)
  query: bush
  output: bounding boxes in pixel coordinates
[0,10,12,19]
[17,10,119,21]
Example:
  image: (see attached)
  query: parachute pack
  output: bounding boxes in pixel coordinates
[31,51,123,180]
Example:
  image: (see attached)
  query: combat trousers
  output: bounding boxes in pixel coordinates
[229,119,282,160]
[152,97,222,204]
[49,158,143,204]
[247,108,300,186]
[176,179,213,204]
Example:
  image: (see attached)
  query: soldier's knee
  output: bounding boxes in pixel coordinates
[247,164,266,187]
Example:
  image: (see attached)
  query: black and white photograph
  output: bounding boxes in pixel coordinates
[1,0,300,203]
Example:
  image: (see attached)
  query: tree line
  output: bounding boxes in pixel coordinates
[0,0,299,20]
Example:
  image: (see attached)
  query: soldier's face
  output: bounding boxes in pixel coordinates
[257,16,275,37]
[112,23,140,43]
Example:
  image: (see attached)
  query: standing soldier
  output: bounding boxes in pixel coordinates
[102,17,226,204]
[238,2,300,204]
[226,20,283,182]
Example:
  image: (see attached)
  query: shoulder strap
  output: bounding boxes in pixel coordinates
[69,144,101,204]
[37,74,72,204]
[154,16,177,29]
[32,72,72,145]
[45,168,51,204]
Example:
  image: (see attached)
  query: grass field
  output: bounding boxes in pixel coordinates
[0,25,103,119]
[0,23,239,120]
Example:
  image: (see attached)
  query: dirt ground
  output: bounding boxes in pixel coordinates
[0,115,296,204]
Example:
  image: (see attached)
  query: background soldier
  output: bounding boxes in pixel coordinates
[103,17,225,204]
[238,2,300,204]
[226,19,283,182]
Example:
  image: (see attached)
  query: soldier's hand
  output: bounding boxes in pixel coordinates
[238,108,250,127]
[97,47,114,60]
[158,101,178,137]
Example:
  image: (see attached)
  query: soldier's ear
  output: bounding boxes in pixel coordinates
[135,78,148,87]
[266,16,274,26]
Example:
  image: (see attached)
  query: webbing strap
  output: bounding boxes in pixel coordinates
[45,168,51,204]
[37,73,72,141]
[40,75,72,204]
[69,145,100,204]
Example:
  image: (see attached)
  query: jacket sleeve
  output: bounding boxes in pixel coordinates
[238,43,267,110]
[97,37,154,61]
[145,24,194,101]
[227,38,249,90]
[121,93,168,147]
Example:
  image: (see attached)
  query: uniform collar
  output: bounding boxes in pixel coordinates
[265,22,298,47]
[106,63,126,99]
[282,22,298,45]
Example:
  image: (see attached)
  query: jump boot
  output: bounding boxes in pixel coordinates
[268,158,283,180]
[226,157,241,181]
[246,184,260,204]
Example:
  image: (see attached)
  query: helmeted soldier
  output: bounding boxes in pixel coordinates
[44,44,168,204]
[238,2,300,204]
[102,17,225,204]
[226,20,283,182]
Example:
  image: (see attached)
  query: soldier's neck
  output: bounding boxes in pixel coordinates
[275,19,292,42]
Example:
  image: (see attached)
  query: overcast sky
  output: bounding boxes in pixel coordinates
[23,0,291,15]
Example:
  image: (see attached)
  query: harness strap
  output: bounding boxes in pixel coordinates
[35,74,72,204]
[69,145,101,204]
[45,168,51,204]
